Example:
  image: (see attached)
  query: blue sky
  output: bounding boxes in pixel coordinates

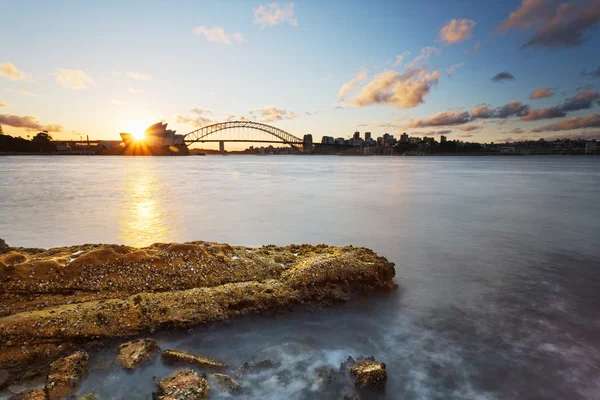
[1,0,599,145]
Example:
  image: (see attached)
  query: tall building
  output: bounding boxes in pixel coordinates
[365,132,372,141]
[400,133,408,143]
[441,135,447,143]
[353,131,360,140]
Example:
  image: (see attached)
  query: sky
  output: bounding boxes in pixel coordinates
[1,0,600,146]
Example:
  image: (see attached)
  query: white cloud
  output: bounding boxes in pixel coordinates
[338,70,368,100]
[407,46,441,68]
[125,72,152,81]
[446,63,464,77]
[249,106,297,123]
[348,67,441,109]
[0,62,25,80]
[128,87,146,94]
[439,19,477,44]
[0,103,9,108]
[254,2,298,29]
[50,69,96,89]
[393,52,411,67]
[193,26,247,45]
[112,99,122,106]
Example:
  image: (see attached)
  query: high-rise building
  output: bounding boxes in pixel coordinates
[365,132,371,141]
[353,131,360,140]
[400,133,408,143]
[440,135,447,143]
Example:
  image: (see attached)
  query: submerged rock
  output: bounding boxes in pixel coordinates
[349,358,387,391]
[8,389,48,400]
[45,350,89,400]
[235,359,276,376]
[153,369,210,400]
[210,373,242,394]
[115,338,158,370]
[161,349,226,370]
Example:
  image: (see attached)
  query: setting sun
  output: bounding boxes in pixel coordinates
[132,131,145,141]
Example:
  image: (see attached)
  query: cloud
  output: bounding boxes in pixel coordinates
[193,26,247,45]
[349,67,441,109]
[529,87,554,99]
[532,113,600,131]
[18,90,36,97]
[125,72,152,81]
[112,99,122,106]
[467,41,481,55]
[493,100,530,118]
[540,129,600,140]
[249,106,297,123]
[471,104,495,118]
[393,52,410,67]
[559,90,600,111]
[520,106,566,120]
[0,114,63,132]
[338,70,368,100]
[128,87,146,94]
[407,46,441,68]
[508,128,526,134]
[405,111,471,128]
[491,71,515,82]
[446,63,464,77]
[49,69,96,89]
[582,66,600,78]
[0,62,25,80]
[459,124,482,131]
[497,0,600,49]
[439,19,477,44]
[254,2,298,29]
[0,103,9,108]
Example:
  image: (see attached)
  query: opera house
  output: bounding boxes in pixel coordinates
[120,122,186,147]
[116,122,188,155]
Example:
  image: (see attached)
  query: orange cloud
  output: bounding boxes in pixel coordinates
[439,19,477,44]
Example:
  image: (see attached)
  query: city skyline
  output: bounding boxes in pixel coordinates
[1,0,600,147]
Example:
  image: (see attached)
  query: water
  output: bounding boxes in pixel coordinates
[1,155,599,399]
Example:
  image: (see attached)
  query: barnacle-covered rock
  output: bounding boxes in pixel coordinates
[153,369,210,400]
[115,338,158,370]
[161,349,225,370]
[45,350,89,400]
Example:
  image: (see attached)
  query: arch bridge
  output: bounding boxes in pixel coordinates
[184,121,310,152]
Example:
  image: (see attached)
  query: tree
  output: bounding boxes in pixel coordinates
[0,125,3,135]
[32,131,56,153]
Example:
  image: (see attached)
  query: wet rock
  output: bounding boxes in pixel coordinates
[76,394,99,400]
[45,350,89,400]
[236,359,275,375]
[8,384,27,394]
[153,369,210,400]
[8,389,48,400]
[349,358,387,391]
[115,338,158,370]
[161,349,225,370]
[0,238,9,253]
[210,373,242,394]
[313,366,344,388]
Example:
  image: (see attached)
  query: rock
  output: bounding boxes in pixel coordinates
[8,389,48,400]
[313,366,344,388]
[45,350,89,400]
[0,238,9,253]
[210,373,242,394]
[153,369,210,400]
[349,358,387,392]
[8,384,27,394]
[115,338,158,370]
[236,359,275,375]
[161,349,225,370]
[76,394,99,400]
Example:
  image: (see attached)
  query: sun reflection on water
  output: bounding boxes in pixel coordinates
[119,163,177,247]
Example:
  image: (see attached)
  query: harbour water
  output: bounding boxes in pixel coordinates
[1,155,599,399]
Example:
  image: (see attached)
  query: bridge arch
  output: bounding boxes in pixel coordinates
[184,121,304,146]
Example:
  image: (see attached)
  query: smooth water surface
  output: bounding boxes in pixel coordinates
[1,155,599,399]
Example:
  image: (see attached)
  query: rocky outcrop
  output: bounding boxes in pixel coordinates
[161,350,226,370]
[348,357,387,391]
[210,373,242,394]
[45,350,89,400]
[76,394,99,400]
[0,238,9,254]
[0,242,395,389]
[153,369,210,400]
[115,338,158,370]
[8,389,48,400]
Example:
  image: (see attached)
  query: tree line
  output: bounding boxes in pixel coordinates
[0,126,57,153]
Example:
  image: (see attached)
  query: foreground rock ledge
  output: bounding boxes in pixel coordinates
[0,241,396,389]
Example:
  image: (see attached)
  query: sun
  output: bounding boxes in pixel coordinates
[124,121,149,141]
[132,131,146,140]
